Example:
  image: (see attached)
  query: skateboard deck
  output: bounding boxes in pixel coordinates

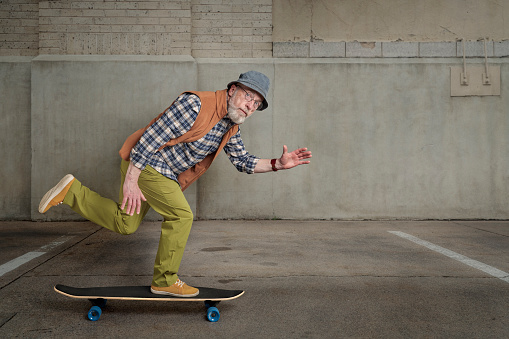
[54,284,244,322]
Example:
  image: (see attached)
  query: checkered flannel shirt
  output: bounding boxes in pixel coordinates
[130,93,259,183]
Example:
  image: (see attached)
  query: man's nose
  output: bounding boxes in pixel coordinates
[246,100,256,112]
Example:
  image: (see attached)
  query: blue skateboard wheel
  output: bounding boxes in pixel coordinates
[206,307,220,322]
[88,306,102,321]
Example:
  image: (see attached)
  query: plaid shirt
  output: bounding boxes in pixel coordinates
[130,93,259,183]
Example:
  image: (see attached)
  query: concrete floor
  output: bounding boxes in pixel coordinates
[0,220,508,338]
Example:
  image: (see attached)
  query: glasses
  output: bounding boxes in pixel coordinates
[237,85,262,109]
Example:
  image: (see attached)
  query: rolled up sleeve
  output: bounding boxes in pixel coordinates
[223,129,260,174]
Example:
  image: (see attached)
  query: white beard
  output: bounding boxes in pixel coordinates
[227,88,248,124]
[227,105,246,125]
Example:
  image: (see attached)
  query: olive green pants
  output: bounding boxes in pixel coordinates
[63,160,193,287]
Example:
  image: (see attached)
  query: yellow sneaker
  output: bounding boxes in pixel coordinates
[151,279,199,297]
[38,174,75,213]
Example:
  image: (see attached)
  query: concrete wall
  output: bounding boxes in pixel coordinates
[1,0,272,58]
[2,56,509,220]
[0,57,32,219]
[274,0,509,42]
[271,59,508,220]
[2,1,508,221]
[5,1,508,58]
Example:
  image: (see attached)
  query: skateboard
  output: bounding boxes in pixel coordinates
[54,284,244,322]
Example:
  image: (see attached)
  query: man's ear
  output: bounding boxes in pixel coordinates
[228,83,236,96]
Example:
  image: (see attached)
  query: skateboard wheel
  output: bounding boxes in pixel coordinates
[206,307,220,322]
[88,306,102,321]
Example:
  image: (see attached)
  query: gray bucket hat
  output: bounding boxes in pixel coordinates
[228,71,269,111]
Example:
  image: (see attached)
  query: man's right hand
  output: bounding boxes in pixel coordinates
[121,162,147,215]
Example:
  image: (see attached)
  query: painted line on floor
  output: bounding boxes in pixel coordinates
[388,231,509,284]
[0,236,72,277]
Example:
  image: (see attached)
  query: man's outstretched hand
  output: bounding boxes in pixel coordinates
[278,145,312,170]
[254,145,312,173]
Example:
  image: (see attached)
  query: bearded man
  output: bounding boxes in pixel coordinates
[38,71,312,297]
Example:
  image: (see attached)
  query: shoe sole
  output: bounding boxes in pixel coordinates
[150,287,199,298]
[38,174,75,213]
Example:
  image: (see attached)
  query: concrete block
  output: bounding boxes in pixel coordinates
[273,42,309,58]
[382,42,418,57]
[419,42,457,57]
[457,40,494,57]
[346,42,382,57]
[494,40,509,57]
[252,49,273,58]
[310,42,345,58]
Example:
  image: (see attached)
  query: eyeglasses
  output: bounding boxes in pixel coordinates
[237,85,262,109]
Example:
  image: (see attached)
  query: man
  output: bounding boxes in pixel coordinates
[39,71,312,297]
